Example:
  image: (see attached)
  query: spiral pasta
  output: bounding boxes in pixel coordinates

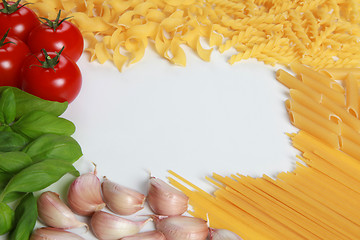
[25,0,360,70]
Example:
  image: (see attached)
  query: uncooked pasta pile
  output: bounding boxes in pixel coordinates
[169,64,360,239]
[26,0,360,70]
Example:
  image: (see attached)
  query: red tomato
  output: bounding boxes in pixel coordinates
[0,1,40,42]
[20,49,82,103]
[27,12,84,62]
[0,31,30,87]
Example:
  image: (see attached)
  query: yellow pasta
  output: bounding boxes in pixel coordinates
[320,95,360,132]
[286,100,340,134]
[289,89,341,123]
[26,0,360,71]
[169,65,360,239]
[339,122,360,146]
[344,73,360,118]
[290,62,345,94]
[300,74,345,107]
[320,68,360,80]
[288,111,340,149]
[276,69,321,101]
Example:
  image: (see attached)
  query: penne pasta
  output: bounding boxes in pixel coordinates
[320,68,360,80]
[286,99,340,134]
[289,89,341,123]
[288,111,340,149]
[290,62,345,94]
[276,69,321,101]
[320,95,360,132]
[344,73,359,118]
[300,74,346,107]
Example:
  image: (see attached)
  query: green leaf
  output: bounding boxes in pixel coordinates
[2,192,25,204]
[0,202,15,235]
[22,134,83,163]
[11,111,76,139]
[0,159,79,200]
[0,87,68,118]
[9,193,37,240]
[0,88,16,124]
[0,172,12,190]
[0,131,29,152]
[0,152,32,173]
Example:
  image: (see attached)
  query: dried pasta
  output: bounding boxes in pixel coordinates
[169,65,360,240]
[25,0,360,71]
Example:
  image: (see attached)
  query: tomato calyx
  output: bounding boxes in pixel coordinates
[0,0,30,14]
[0,29,15,48]
[39,10,72,31]
[32,47,64,71]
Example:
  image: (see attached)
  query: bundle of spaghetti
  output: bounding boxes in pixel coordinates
[25,0,360,71]
[168,65,360,239]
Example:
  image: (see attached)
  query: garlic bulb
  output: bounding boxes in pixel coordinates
[30,227,85,240]
[67,166,105,216]
[147,177,189,216]
[154,215,208,240]
[209,228,243,240]
[37,191,87,229]
[102,177,146,215]
[120,230,166,240]
[91,211,151,240]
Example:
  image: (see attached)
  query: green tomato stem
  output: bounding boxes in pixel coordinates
[39,10,72,31]
[0,29,15,48]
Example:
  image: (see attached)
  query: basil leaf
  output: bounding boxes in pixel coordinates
[0,132,29,152]
[0,152,32,173]
[0,159,79,200]
[0,174,26,203]
[11,111,76,139]
[0,172,12,190]
[9,193,37,240]
[22,134,83,163]
[0,202,15,235]
[0,87,68,118]
[2,192,26,204]
[0,88,16,124]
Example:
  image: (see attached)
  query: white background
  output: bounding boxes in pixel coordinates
[1,45,299,239]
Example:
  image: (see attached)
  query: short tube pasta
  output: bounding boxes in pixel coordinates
[288,111,340,149]
[290,63,345,94]
[300,74,345,107]
[344,73,359,118]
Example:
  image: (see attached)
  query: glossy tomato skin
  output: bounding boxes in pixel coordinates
[0,36,30,87]
[27,21,84,62]
[0,2,40,42]
[20,52,82,103]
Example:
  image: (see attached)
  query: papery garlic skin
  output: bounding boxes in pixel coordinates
[67,171,105,216]
[154,215,208,240]
[102,177,146,215]
[91,211,151,240]
[147,177,189,216]
[120,230,166,240]
[210,228,243,240]
[37,192,87,229]
[30,227,85,240]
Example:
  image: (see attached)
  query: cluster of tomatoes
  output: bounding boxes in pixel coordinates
[0,0,84,103]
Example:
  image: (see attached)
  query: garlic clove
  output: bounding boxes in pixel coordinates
[120,230,166,240]
[30,227,85,240]
[209,228,243,240]
[147,177,189,216]
[102,177,146,215]
[67,167,105,216]
[37,191,87,229]
[154,215,208,240]
[90,211,151,240]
